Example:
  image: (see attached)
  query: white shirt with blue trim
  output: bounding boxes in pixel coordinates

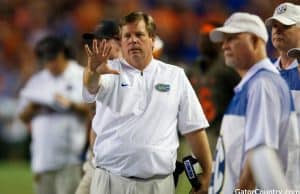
[273,58,300,190]
[209,58,299,193]
[83,58,209,178]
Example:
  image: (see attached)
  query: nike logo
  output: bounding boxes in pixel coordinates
[121,83,128,87]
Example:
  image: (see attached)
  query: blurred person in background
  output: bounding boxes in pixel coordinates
[265,2,300,190]
[83,11,212,194]
[193,21,240,154]
[208,12,298,193]
[17,36,89,194]
[75,19,122,194]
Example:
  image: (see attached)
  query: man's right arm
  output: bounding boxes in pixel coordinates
[83,40,119,95]
[83,67,101,94]
[185,130,212,194]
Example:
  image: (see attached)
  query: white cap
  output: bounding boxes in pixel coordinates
[265,3,300,27]
[287,48,300,59]
[210,12,268,43]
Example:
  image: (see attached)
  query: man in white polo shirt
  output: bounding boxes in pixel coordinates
[208,12,298,193]
[83,11,212,194]
[18,36,89,194]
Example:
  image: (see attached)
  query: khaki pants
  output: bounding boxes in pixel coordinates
[90,168,175,194]
[75,159,95,194]
[34,164,82,194]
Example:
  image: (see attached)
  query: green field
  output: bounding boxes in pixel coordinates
[0,161,33,194]
[0,160,191,194]
[0,137,194,194]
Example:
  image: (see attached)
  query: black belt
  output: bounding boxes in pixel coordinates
[38,106,73,115]
[96,166,170,181]
[128,174,170,181]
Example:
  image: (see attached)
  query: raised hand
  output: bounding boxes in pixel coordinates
[84,39,119,75]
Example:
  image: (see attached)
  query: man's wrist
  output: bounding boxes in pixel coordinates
[87,84,100,94]
[84,67,101,94]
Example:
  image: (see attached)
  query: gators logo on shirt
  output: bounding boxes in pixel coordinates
[155,83,170,92]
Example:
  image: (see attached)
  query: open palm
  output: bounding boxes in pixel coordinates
[85,39,119,75]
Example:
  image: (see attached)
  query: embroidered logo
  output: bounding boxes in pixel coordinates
[155,83,170,92]
[121,83,128,87]
[276,4,287,15]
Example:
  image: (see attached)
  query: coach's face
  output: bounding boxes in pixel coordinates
[271,21,300,52]
[120,20,154,69]
[222,33,255,71]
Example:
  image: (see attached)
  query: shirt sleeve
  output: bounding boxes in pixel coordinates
[82,60,120,103]
[245,78,281,152]
[82,73,114,103]
[82,86,97,103]
[17,76,42,114]
[177,69,209,135]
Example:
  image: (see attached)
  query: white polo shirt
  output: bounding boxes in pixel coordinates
[83,58,209,178]
[18,61,86,173]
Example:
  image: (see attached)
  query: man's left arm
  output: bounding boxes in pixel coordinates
[185,129,213,194]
